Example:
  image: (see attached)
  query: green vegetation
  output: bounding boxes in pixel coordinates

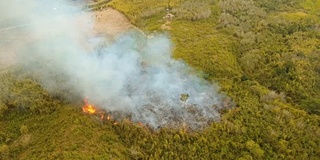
[1,0,320,159]
[109,0,320,114]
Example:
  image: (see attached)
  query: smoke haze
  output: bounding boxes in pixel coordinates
[0,0,227,129]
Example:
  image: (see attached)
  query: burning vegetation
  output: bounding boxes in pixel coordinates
[82,98,97,114]
[80,98,121,126]
[82,97,234,131]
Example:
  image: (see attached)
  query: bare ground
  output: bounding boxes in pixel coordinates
[92,7,133,36]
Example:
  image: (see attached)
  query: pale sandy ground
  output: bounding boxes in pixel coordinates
[0,7,133,69]
[93,8,133,36]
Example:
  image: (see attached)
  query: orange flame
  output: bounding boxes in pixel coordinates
[82,98,120,126]
[100,113,104,119]
[137,122,143,127]
[82,98,96,114]
[83,104,96,114]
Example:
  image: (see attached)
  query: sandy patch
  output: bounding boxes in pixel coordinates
[92,7,133,36]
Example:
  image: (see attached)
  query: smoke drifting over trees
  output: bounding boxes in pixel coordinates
[1,0,226,129]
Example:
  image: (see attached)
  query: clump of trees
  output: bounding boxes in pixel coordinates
[0,72,60,115]
[171,0,215,21]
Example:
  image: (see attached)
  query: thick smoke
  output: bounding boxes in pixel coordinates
[0,0,227,129]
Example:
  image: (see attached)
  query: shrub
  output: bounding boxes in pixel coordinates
[0,144,10,159]
[20,125,29,135]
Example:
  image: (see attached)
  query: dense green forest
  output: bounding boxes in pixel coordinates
[1,0,320,159]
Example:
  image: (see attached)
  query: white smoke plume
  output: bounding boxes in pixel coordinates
[0,0,228,129]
